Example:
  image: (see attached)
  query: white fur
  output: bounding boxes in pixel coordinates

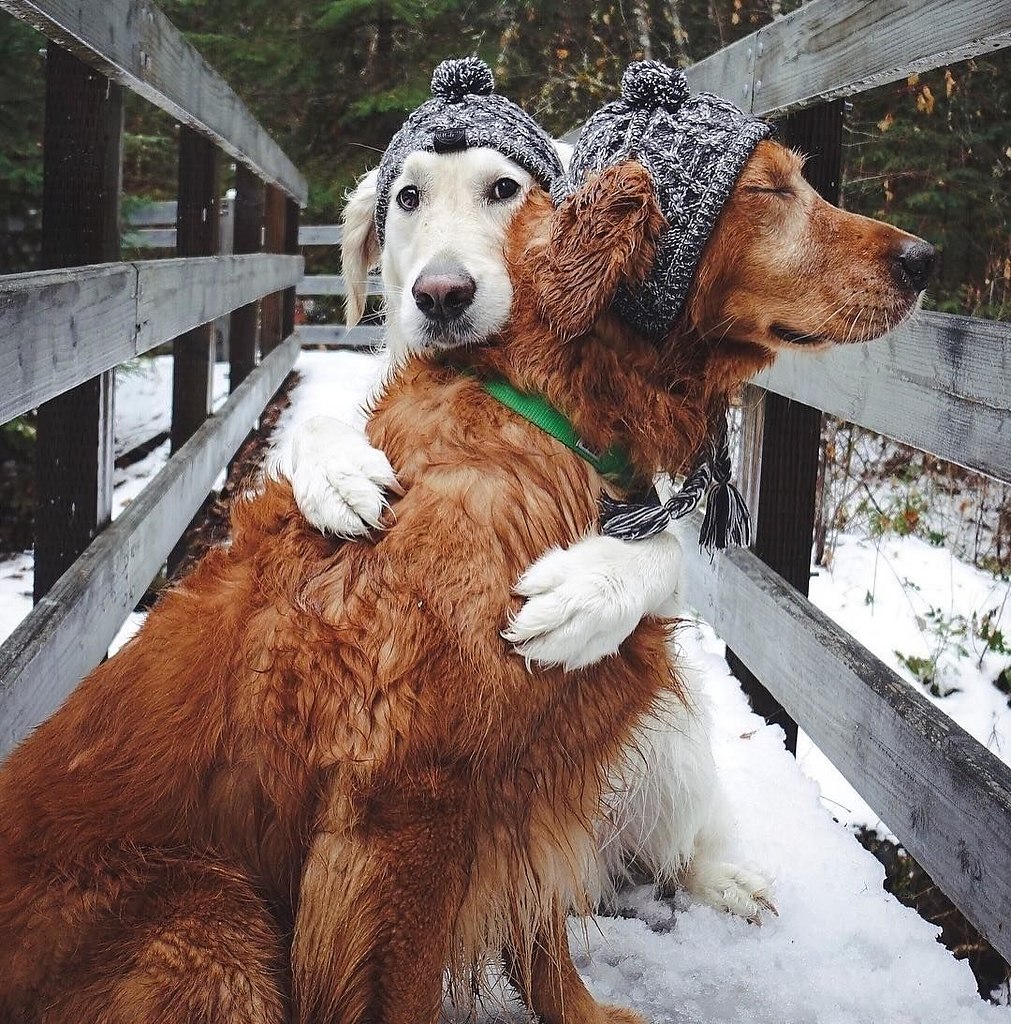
[503,529,683,671]
[343,148,536,366]
[282,147,775,921]
[269,415,400,537]
[600,680,775,923]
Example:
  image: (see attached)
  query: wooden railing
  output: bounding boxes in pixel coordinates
[678,0,1011,966]
[128,210,384,348]
[0,1,305,748]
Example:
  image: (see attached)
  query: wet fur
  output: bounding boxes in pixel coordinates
[0,148,928,1023]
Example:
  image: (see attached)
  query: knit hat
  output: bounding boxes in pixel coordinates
[373,57,566,244]
[569,59,772,337]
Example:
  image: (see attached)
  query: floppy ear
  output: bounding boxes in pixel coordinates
[536,161,665,339]
[341,168,381,327]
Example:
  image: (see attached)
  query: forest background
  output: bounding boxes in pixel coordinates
[1,0,1009,319]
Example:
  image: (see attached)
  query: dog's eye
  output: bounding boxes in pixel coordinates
[490,177,521,202]
[747,185,794,198]
[396,185,420,211]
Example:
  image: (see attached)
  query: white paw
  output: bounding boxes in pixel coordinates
[683,860,777,924]
[503,538,658,671]
[502,532,681,671]
[286,415,401,537]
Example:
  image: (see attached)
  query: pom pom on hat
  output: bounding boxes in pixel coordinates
[621,60,690,113]
[431,56,495,102]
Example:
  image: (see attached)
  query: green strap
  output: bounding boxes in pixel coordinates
[479,376,638,491]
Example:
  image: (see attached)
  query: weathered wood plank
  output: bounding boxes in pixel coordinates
[298,224,342,247]
[0,264,135,424]
[124,226,175,248]
[683,33,756,106]
[298,274,383,297]
[0,0,307,203]
[229,164,265,391]
[171,128,220,454]
[0,254,302,424]
[128,227,343,250]
[687,0,1011,115]
[137,255,301,361]
[679,526,1011,964]
[297,324,384,348]
[752,310,1011,483]
[282,197,300,339]
[0,333,300,756]
[261,185,286,355]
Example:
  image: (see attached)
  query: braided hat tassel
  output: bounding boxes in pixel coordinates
[599,425,751,555]
[698,436,752,553]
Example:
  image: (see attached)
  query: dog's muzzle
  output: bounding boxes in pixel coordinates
[412,258,477,324]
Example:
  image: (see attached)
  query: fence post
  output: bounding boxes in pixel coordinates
[283,196,300,339]
[726,98,845,755]
[229,163,264,391]
[170,127,221,454]
[166,129,220,576]
[33,44,122,601]
[261,185,286,354]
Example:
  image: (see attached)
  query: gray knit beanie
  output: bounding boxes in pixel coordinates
[570,60,772,337]
[373,57,565,245]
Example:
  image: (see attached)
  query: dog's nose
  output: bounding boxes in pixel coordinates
[412,262,476,322]
[893,239,936,292]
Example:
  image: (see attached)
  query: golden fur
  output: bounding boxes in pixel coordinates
[0,146,928,1024]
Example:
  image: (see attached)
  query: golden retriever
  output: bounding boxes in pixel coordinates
[0,143,930,1024]
[287,143,769,922]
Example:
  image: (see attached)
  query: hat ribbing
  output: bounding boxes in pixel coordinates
[569,60,772,337]
[373,57,565,244]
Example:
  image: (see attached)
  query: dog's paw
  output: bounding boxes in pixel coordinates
[503,539,653,670]
[503,533,680,671]
[683,860,778,924]
[288,415,401,537]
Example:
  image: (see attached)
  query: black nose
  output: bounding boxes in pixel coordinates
[893,239,936,292]
[412,261,476,322]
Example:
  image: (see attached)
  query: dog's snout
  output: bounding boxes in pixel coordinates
[893,239,936,293]
[412,262,477,322]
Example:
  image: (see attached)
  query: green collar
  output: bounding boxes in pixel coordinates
[478,376,638,491]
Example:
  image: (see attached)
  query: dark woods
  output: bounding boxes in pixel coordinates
[1,1,1009,316]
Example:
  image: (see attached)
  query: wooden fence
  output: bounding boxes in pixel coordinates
[0,0,305,745]
[677,0,1011,967]
[1,0,1010,979]
[128,208,384,349]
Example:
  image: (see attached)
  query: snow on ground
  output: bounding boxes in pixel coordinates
[114,354,230,456]
[1,348,1009,1021]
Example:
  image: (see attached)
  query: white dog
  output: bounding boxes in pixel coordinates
[274,145,774,921]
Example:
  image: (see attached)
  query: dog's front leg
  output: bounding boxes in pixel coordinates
[292,784,474,1024]
[503,525,683,670]
[271,414,402,538]
[505,900,645,1024]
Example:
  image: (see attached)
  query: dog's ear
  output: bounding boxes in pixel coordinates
[341,168,381,327]
[536,162,665,339]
